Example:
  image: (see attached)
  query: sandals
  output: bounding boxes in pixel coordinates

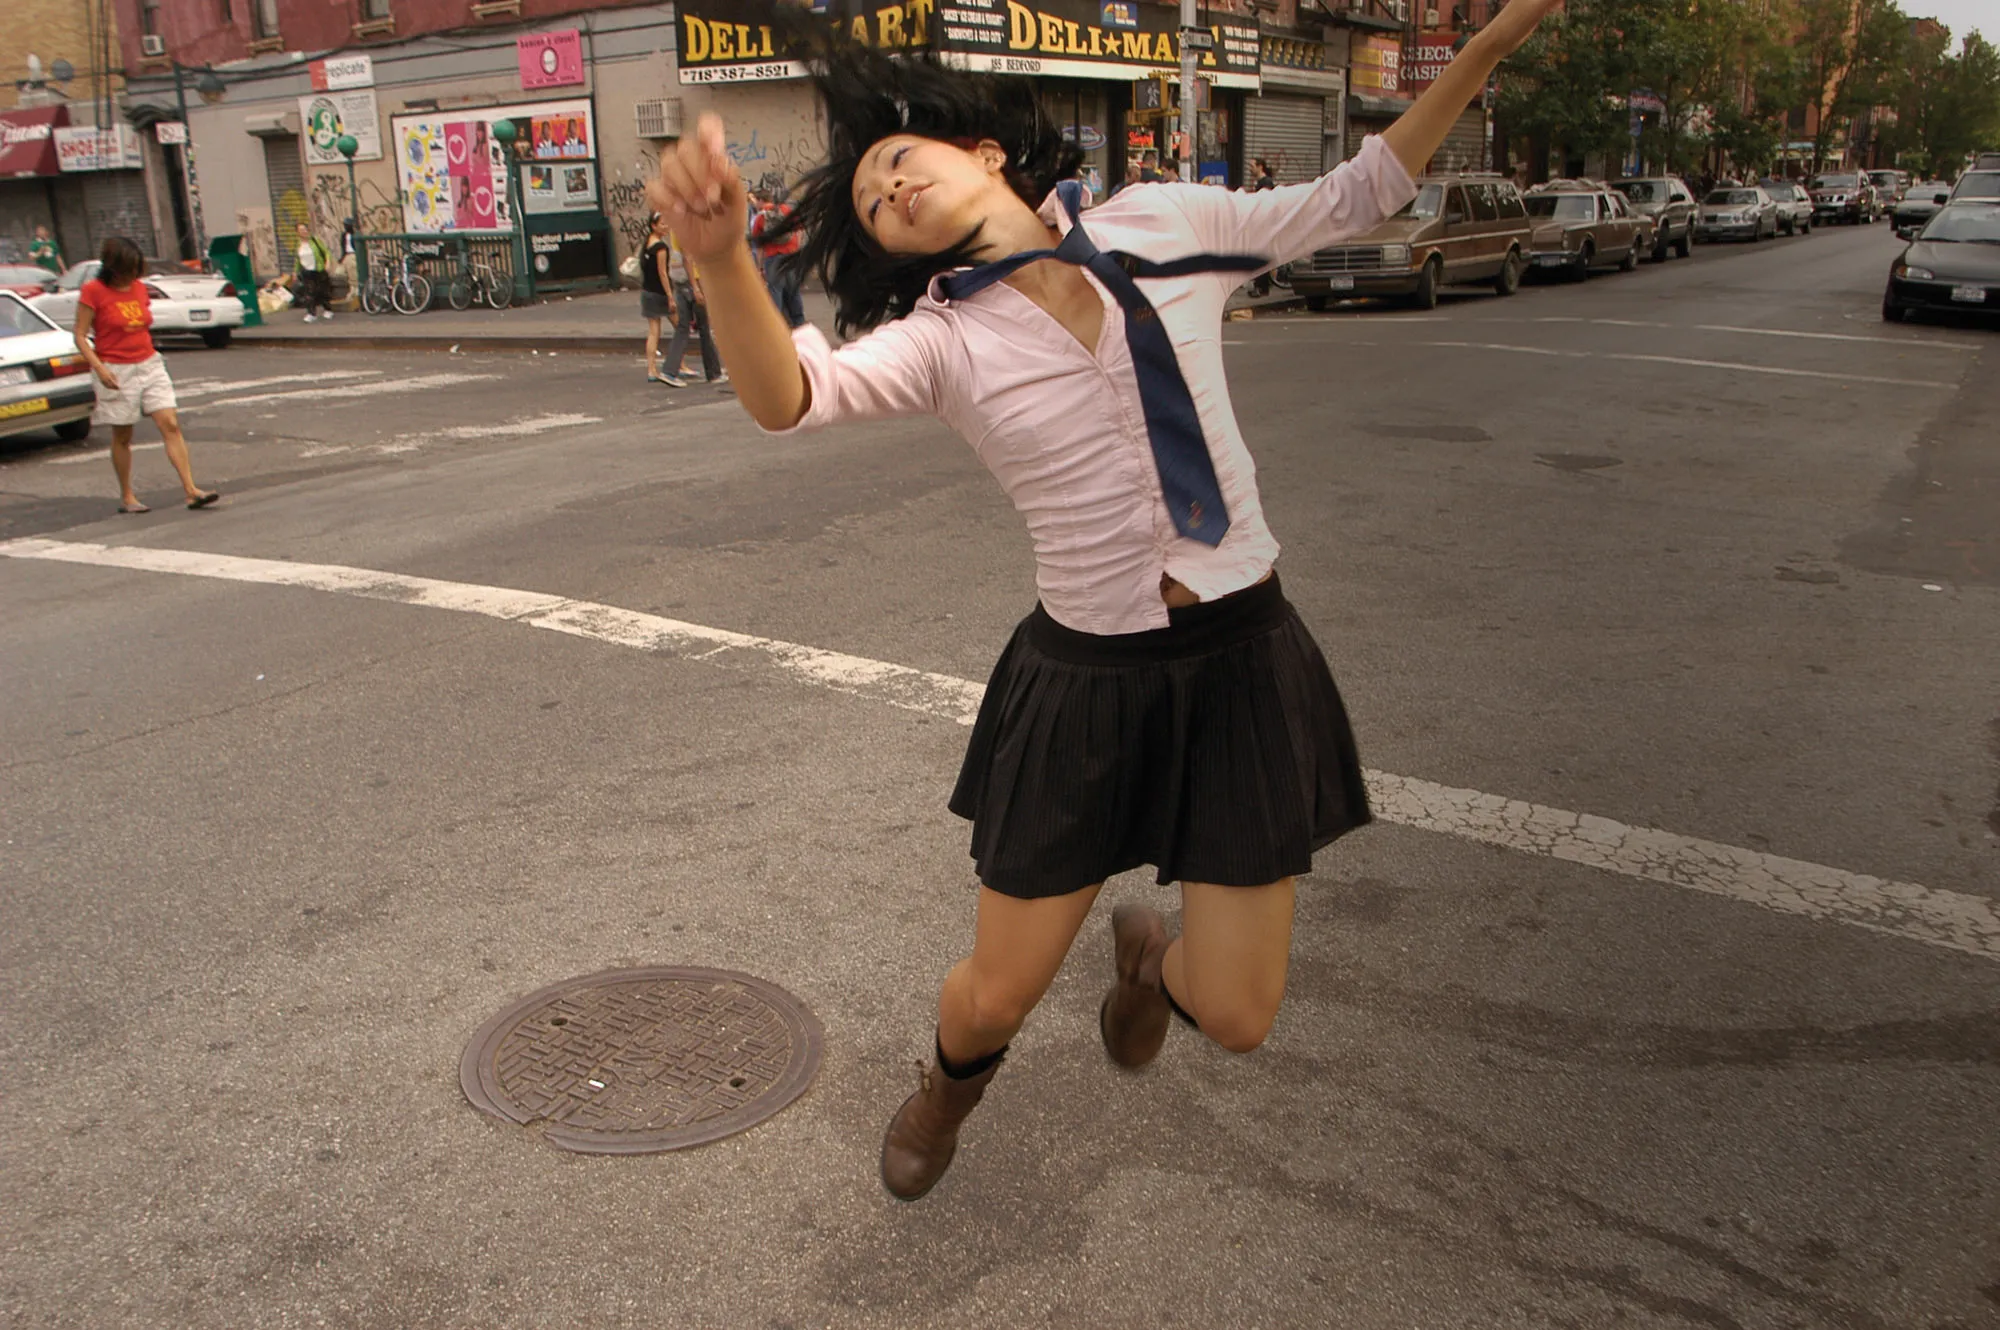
[187,491,220,509]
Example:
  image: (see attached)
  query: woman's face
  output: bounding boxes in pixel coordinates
[851,134,1012,256]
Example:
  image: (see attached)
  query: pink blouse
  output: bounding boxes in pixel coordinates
[773,135,1418,635]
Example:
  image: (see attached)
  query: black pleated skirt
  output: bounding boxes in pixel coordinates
[948,573,1371,899]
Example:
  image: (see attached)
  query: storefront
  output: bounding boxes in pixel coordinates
[390,96,611,286]
[53,124,157,260]
[1402,29,1486,173]
[674,0,1260,190]
[1,107,80,265]
[1244,35,1346,183]
[1345,32,1408,160]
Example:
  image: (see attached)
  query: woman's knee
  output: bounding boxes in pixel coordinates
[962,966,1043,1034]
[1199,1001,1279,1054]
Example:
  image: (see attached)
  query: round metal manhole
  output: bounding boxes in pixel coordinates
[459,966,823,1155]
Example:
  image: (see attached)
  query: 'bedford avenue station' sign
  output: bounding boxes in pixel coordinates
[677,0,1259,87]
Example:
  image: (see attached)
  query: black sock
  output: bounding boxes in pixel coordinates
[936,1032,1008,1080]
[1162,977,1200,1030]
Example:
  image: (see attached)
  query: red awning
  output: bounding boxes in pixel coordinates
[0,106,70,179]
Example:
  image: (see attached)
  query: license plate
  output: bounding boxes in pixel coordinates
[189,309,212,321]
[1536,254,1568,266]
[1951,285,1986,303]
[1328,276,1354,291]
[0,396,50,420]
[0,366,29,386]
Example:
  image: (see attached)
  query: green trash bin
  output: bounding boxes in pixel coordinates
[207,235,262,328]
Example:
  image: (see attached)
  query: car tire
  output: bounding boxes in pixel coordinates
[1651,233,1669,262]
[200,328,232,348]
[54,419,91,442]
[1572,243,1593,281]
[1675,231,1692,258]
[1493,249,1523,296]
[1618,241,1638,272]
[1304,295,1329,312]
[1410,257,1441,310]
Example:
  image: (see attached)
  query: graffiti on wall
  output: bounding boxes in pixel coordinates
[236,206,279,280]
[307,171,402,240]
[604,158,656,257]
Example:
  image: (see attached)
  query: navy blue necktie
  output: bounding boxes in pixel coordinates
[939,180,1264,547]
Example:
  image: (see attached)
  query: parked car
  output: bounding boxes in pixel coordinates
[1972,152,2000,170]
[0,292,96,444]
[1883,202,2000,323]
[1892,182,1953,236]
[1947,170,2000,203]
[1521,185,1648,279]
[1809,172,1878,223]
[1867,169,1909,208]
[0,264,59,299]
[1694,186,1779,242]
[1758,180,1815,234]
[1610,177,1696,259]
[1287,175,1535,310]
[31,258,245,348]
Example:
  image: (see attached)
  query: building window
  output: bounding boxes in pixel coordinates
[252,0,279,38]
[220,0,232,21]
[360,0,391,18]
[142,0,160,35]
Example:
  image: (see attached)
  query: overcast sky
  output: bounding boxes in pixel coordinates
[1904,0,1987,45]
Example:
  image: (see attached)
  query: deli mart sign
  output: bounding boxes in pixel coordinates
[677,0,1259,88]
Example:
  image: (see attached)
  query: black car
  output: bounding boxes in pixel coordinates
[1882,202,2000,323]
[1892,182,1953,237]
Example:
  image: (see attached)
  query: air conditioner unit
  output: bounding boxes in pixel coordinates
[1424,7,1440,25]
[1393,1,1409,22]
[635,98,683,140]
[140,34,165,56]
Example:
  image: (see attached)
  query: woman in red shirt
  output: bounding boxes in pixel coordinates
[74,237,218,513]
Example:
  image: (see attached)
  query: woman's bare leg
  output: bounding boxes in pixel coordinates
[109,425,141,508]
[1160,878,1295,1053]
[149,407,212,502]
[938,883,1102,1064]
[644,316,662,377]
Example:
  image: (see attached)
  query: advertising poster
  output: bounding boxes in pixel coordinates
[301,91,383,165]
[517,30,585,90]
[392,99,595,233]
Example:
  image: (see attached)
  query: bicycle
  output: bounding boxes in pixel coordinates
[361,250,433,316]
[440,249,511,311]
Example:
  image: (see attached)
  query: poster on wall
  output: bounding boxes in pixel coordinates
[301,91,383,165]
[391,98,595,232]
[517,30,585,90]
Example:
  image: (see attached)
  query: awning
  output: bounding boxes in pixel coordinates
[1347,92,1414,120]
[0,105,69,178]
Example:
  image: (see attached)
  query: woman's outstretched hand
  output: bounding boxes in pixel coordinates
[646,113,748,265]
[1477,0,1563,58]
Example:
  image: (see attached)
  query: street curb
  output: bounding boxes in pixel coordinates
[236,334,644,354]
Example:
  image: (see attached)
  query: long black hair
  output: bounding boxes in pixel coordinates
[759,12,1081,334]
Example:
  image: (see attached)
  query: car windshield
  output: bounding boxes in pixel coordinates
[1706,190,1758,206]
[1524,194,1595,219]
[0,265,51,284]
[58,261,99,290]
[144,259,194,277]
[1812,175,1858,189]
[0,294,54,337]
[1396,183,1445,220]
[1954,172,2000,197]
[1919,208,2000,243]
[1614,181,1665,202]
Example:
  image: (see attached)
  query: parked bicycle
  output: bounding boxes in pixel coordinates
[441,249,512,311]
[361,249,432,316]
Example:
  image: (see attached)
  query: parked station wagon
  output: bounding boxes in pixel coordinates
[1287,175,1536,310]
[1521,185,1650,279]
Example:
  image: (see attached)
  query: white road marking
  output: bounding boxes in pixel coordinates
[177,370,385,399]
[4,536,1995,965]
[48,442,163,465]
[216,373,500,410]
[1418,340,1953,388]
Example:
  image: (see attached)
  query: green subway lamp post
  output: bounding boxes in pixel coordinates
[489,117,533,305]
[335,133,363,290]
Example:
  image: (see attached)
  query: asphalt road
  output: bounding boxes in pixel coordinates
[3,221,1996,1330]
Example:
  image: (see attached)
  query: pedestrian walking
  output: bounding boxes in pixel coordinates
[30,224,64,275]
[74,236,219,514]
[658,231,725,388]
[294,222,334,322]
[1250,157,1278,191]
[648,0,1559,1202]
[639,212,680,383]
[752,186,808,328]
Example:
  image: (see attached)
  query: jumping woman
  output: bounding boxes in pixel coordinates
[648,0,1559,1201]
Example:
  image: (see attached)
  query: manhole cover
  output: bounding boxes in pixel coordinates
[459,966,823,1154]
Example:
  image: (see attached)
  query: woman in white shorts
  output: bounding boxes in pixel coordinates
[75,236,219,513]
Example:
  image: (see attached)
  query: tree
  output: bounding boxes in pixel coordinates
[1793,0,1913,169]
[1911,33,2000,176]
[1498,0,1640,178]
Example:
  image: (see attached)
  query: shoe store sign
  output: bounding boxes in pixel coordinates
[676,0,1258,87]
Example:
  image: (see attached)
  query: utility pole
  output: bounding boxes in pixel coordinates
[1178,0,1200,183]
[171,62,209,260]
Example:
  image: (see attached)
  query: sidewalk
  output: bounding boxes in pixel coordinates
[236,282,1304,353]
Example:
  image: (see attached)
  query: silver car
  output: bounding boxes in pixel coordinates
[0,293,96,443]
[1695,186,1779,242]
[1758,180,1814,235]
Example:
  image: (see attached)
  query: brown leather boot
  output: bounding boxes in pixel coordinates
[879,1056,1000,1201]
[1099,903,1171,1069]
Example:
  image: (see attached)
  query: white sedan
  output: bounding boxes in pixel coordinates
[0,292,97,444]
[32,259,246,349]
